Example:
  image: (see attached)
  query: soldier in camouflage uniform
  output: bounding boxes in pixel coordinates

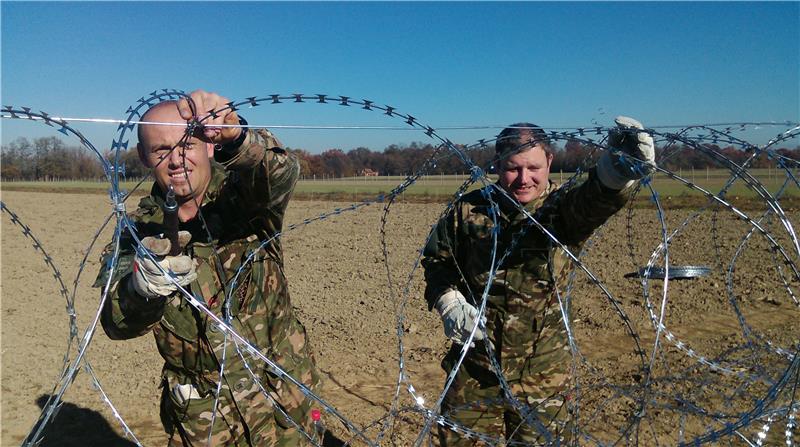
[95,90,321,446]
[422,118,655,445]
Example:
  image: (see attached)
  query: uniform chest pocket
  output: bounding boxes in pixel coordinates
[465,220,494,246]
[160,298,200,342]
[463,220,499,276]
[501,245,554,297]
[519,247,552,282]
[191,241,255,314]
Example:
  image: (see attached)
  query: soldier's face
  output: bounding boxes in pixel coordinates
[498,145,552,205]
[138,104,214,202]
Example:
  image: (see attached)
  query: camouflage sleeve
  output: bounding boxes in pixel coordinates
[421,207,463,311]
[94,238,166,340]
[215,127,273,172]
[546,167,631,247]
[215,128,300,231]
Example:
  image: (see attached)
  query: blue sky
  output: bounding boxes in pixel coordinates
[2,1,798,153]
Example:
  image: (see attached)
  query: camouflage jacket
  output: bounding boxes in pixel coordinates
[95,129,308,393]
[422,168,630,383]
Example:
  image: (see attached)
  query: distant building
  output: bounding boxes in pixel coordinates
[360,168,379,177]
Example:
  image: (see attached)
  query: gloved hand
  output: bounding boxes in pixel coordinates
[434,290,486,346]
[129,231,197,300]
[597,116,656,190]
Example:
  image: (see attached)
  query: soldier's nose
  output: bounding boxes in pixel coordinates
[168,148,186,166]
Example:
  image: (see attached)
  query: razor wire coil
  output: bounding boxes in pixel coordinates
[2,91,800,446]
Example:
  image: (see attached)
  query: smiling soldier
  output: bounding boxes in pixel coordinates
[422,119,655,445]
[94,90,321,446]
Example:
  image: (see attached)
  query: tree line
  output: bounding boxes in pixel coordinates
[1,137,107,180]
[2,136,798,181]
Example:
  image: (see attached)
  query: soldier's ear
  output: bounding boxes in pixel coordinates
[205,142,214,159]
[137,142,151,167]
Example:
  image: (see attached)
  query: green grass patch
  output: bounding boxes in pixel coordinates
[294,170,798,198]
[1,180,148,195]
[3,170,797,203]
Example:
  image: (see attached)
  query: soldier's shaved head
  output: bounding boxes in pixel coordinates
[137,100,182,147]
[135,99,214,202]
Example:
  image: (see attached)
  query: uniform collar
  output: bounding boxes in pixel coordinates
[493,181,555,222]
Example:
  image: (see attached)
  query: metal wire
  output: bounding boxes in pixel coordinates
[2,91,799,446]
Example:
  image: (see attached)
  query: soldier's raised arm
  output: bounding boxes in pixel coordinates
[179,89,300,232]
[546,116,656,247]
[215,127,299,222]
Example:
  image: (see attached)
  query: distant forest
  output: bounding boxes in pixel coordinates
[1,136,798,181]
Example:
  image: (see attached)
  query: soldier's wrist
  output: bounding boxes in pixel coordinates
[124,274,167,307]
[596,153,634,191]
[214,116,249,154]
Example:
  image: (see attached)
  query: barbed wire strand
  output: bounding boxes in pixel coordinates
[2,92,799,446]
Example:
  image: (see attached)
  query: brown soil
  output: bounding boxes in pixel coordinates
[4,185,800,210]
[2,191,798,446]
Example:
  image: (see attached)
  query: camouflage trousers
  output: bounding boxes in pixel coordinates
[436,348,572,446]
[160,367,319,446]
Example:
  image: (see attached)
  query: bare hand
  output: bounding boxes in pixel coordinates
[177,90,241,145]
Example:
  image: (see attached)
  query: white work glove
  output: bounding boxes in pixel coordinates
[130,231,197,299]
[597,116,656,190]
[434,290,486,346]
[172,383,203,406]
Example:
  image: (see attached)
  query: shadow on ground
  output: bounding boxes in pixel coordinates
[32,395,139,447]
[32,394,346,446]
[322,430,346,446]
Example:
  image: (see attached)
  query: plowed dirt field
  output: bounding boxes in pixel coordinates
[2,191,798,446]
